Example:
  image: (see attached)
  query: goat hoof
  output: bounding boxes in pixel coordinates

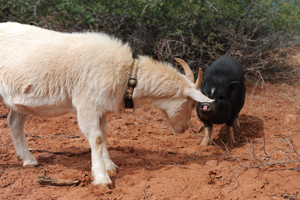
[94,182,114,189]
[23,163,38,168]
[107,169,118,177]
[23,159,39,168]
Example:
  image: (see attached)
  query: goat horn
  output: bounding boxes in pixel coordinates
[195,68,202,90]
[174,58,194,83]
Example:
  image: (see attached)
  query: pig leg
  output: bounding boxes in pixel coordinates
[233,117,240,128]
[226,116,236,146]
[200,123,213,146]
[226,126,235,146]
[8,110,38,167]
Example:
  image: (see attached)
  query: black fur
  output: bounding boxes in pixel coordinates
[197,55,245,128]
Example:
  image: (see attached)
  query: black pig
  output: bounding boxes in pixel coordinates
[196,55,245,146]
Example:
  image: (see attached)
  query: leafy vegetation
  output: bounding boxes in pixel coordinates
[1,0,299,80]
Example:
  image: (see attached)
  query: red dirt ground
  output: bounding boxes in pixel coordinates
[1,58,300,200]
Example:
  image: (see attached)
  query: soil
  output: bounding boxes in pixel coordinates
[0,57,300,200]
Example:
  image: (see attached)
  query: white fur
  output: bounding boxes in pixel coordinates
[0,22,212,187]
[211,87,216,96]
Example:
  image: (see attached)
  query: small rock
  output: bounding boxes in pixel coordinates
[160,124,169,129]
[38,153,55,162]
[284,114,298,125]
[205,160,218,166]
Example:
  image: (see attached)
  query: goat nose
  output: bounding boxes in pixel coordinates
[200,103,211,112]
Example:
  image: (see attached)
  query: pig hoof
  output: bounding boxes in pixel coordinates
[233,118,240,128]
[227,139,236,147]
[107,169,118,177]
[200,139,211,146]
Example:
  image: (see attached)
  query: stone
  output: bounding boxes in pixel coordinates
[284,114,298,125]
[205,160,218,166]
[37,153,55,162]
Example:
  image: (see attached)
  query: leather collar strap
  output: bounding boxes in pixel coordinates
[125,59,139,108]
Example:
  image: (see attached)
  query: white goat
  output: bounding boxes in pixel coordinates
[0,22,212,188]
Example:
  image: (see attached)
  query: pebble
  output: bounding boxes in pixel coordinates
[284,114,298,125]
[205,160,218,166]
[37,153,55,162]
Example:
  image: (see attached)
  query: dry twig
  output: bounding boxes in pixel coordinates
[36,176,80,186]
[157,162,202,171]
[0,167,22,173]
[210,137,300,192]
[0,112,9,118]
[29,148,68,154]
[143,188,148,200]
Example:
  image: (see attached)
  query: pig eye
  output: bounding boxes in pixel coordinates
[218,96,225,101]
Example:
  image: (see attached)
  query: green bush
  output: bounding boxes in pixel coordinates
[1,0,299,79]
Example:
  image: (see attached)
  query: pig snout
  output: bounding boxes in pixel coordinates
[200,103,212,112]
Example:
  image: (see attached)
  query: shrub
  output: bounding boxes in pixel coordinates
[1,0,299,80]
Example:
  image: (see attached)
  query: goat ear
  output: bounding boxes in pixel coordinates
[227,81,239,97]
[184,88,214,103]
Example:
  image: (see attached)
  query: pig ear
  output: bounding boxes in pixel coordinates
[227,81,239,97]
[184,88,214,103]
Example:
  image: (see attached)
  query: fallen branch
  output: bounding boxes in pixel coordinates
[0,112,9,118]
[29,148,68,154]
[31,135,43,139]
[157,162,202,171]
[55,134,80,139]
[228,165,246,193]
[0,167,22,173]
[282,194,300,200]
[51,128,78,139]
[289,168,300,171]
[143,188,148,200]
[210,137,300,192]
[64,128,74,135]
[120,131,131,140]
[177,155,209,164]
[36,176,80,186]
[154,155,209,171]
